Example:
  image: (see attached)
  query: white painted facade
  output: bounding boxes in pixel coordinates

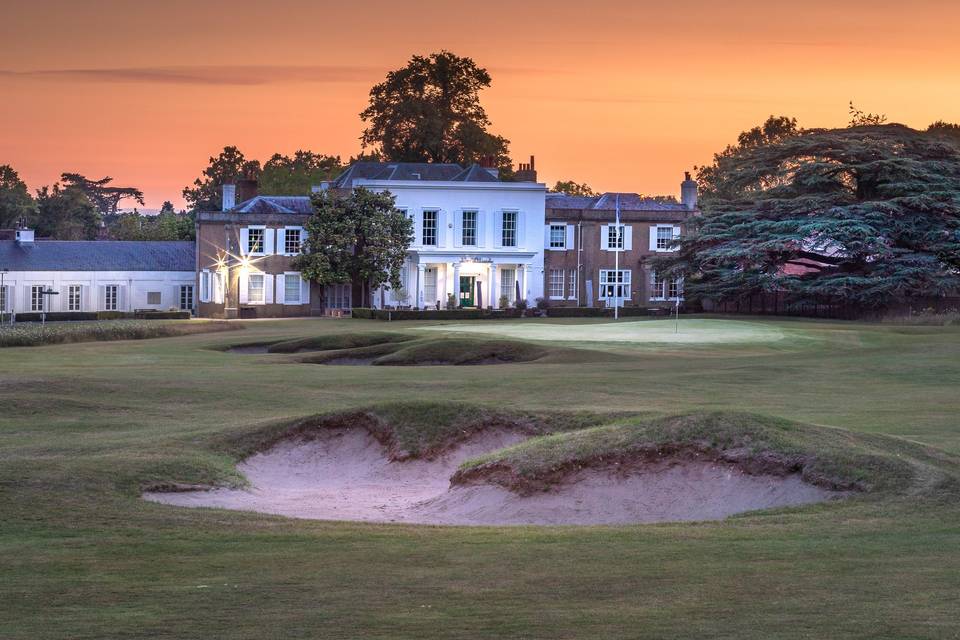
[355,180,547,309]
[0,271,196,314]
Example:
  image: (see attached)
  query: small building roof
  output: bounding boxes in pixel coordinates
[547,192,690,212]
[0,240,195,272]
[227,196,313,214]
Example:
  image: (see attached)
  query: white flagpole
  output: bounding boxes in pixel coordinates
[614,194,620,321]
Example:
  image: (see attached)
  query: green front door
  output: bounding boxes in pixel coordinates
[459,276,476,307]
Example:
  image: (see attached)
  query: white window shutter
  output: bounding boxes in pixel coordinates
[118,285,127,311]
[436,210,447,248]
[238,273,249,304]
[240,227,250,255]
[544,225,552,250]
[300,276,310,305]
[413,211,423,246]
[516,211,526,248]
[275,275,285,304]
[566,225,574,250]
[494,213,503,248]
[600,225,609,250]
[98,285,105,310]
[649,225,659,251]
[300,226,309,251]
[453,210,463,248]
[264,274,275,304]
[476,211,485,247]
[263,229,275,255]
[624,225,633,251]
[214,273,224,304]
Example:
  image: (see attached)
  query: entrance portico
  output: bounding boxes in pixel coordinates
[383,253,539,310]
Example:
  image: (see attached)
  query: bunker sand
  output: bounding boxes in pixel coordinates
[146,427,839,525]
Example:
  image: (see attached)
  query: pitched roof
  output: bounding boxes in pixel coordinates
[228,196,313,214]
[0,240,195,272]
[547,192,690,212]
[330,161,500,188]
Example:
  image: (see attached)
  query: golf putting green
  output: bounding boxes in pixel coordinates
[420,318,786,344]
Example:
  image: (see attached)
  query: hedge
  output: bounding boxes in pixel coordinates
[12,311,191,322]
[546,306,676,318]
[352,308,526,321]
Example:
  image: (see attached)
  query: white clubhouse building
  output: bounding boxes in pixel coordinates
[330,162,546,310]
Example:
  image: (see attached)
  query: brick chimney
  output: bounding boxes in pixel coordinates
[236,178,259,204]
[479,155,499,179]
[515,155,537,182]
[681,171,698,211]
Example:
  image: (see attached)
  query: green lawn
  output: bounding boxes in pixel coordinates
[2,317,960,639]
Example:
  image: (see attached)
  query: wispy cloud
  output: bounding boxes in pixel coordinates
[0,64,561,86]
[0,65,383,86]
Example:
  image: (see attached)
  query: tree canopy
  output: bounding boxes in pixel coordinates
[293,188,413,308]
[108,208,194,241]
[33,183,101,240]
[259,151,344,195]
[182,146,262,212]
[360,51,511,171]
[60,173,144,217]
[0,165,38,229]
[655,123,960,306]
[552,180,596,197]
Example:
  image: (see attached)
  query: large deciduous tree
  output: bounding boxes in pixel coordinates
[293,188,413,308]
[654,123,960,306]
[182,146,262,211]
[0,165,38,229]
[360,51,512,171]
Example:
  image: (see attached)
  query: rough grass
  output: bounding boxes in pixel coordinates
[4,318,960,639]
[455,412,960,497]
[0,319,238,347]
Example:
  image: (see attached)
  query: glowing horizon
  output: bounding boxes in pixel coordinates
[1,0,958,209]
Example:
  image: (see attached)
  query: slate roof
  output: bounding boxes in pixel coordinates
[228,196,313,214]
[0,240,195,272]
[330,161,501,188]
[547,192,690,212]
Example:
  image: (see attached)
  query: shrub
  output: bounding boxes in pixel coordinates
[498,295,510,309]
[445,293,457,310]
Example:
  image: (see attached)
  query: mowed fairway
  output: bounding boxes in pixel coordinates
[2,317,960,639]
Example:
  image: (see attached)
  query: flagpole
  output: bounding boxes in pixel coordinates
[614,193,620,321]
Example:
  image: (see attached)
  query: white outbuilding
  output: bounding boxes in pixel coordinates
[0,227,196,317]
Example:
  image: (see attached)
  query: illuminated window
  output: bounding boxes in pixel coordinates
[502,211,517,247]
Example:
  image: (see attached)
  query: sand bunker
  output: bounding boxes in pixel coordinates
[145,429,839,525]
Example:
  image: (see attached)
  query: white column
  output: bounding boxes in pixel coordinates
[452,262,461,308]
[523,264,533,306]
[489,264,499,308]
[416,263,425,309]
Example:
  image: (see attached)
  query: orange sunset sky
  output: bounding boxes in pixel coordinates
[2,0,959,209]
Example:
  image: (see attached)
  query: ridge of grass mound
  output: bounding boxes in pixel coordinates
[371,338,547,365]
[216,401,614,462]
[453,412,960,498]
[0,319,238,348]
[297,337,549,366]
[266,331,414,353]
